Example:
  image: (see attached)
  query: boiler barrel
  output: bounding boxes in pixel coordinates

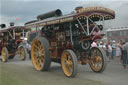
[37,9,62,20]
[24,20,38,25]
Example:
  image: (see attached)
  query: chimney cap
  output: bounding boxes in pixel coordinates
[10,22,14,26]
[75,6,83,11]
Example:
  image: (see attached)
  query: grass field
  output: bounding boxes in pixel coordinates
[0,64,34,85]
[0,61,102,85]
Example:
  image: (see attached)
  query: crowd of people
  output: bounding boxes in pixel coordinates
[92,39,128,69]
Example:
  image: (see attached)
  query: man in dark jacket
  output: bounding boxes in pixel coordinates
[123,40,128,68]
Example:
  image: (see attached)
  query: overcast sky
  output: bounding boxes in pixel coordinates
[0,0,128,30]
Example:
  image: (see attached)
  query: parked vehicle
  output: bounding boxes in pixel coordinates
[0,24,30,62]
[25,6,115,77]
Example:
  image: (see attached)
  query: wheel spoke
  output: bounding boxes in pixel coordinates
[69,66,73,73]
[33,45,39,51]
[40,49,44,54]
[38,43,43,50]
[35,57,40,64]
[40,57,44,64]
[33,52,37,57]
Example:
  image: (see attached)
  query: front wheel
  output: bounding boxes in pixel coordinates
[18,46,27,60]
[61,50,77,78]
[89,47,107,73]
[1,47,8,62]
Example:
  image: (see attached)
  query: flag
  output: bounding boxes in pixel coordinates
[16,18,19,21]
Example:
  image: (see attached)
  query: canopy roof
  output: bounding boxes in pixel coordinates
[25,6,115,28]
[0,26,29,33]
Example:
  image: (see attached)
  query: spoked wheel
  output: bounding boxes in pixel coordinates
[89,47,107,73]
[1,47,8,62]
[31,37,51,71]
[19,46,27,60]
[61,50,77,78]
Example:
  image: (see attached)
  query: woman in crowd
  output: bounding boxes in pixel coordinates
[106,40,112,61]
[116,40,122,64]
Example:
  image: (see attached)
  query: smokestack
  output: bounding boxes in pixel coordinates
[0,24,6,28]
[10,22,14,26]
[75,6,83,11]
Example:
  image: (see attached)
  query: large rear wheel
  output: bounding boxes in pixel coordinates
[61,50,77,78]
[31,37,51,71]
[1,47,8,62]
[89,47,107,73]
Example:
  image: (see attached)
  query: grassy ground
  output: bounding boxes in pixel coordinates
[0,64,32,85]
[0,62,102,85]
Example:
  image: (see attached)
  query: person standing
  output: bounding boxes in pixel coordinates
[108,43,112,61]
[123,40,128,68]
[91,41,97,47]
[112,40,116,59]
[106,41,109,59]
[116,40,122,64]
[121,41,127,68]
[99,41,106,50]
[106,41,112,61]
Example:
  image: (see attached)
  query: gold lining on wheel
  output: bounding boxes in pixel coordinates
[19,47,25,60]
[89,48,103,71]
[1,48,6,62]
[61,51,73,77]
[31,38,45,71]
